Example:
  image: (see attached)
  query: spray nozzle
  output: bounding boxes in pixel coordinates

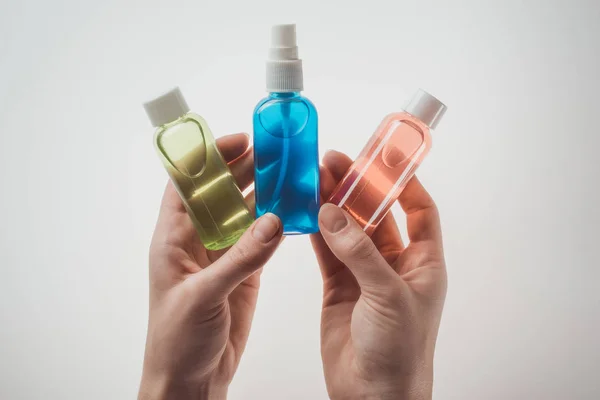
[266,24,304,92]
[269,24,299,61]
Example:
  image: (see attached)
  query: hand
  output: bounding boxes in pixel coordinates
[139,133,283,400]
[311,151,447,400]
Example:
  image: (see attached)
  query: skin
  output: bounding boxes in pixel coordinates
[311,150,447,400]
[139,133,283,400]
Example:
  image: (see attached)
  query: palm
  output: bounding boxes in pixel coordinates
[322,242,445,373]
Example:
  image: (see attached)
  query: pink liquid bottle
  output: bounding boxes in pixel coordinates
[328,89,447,235]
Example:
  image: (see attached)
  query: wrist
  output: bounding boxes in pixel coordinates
[138,373,227,400]
[374,371,433,400]
[360,383,432,400]
[368,382,432,400]
[353,362,433,400]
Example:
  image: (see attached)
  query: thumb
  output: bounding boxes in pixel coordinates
[200,213,282,299]
[318,204,399,294]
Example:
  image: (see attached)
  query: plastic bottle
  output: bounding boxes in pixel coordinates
[144,87,253,250]
[253,24,320,235]
[329,89,447,235]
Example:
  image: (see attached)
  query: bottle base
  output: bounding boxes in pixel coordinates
[203,226,250,251]
[282,224,319,236]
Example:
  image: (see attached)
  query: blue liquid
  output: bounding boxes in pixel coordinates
[253,92,319,234]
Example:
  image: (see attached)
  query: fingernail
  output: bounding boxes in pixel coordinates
[319,204,348,233]
[252,213,280,243]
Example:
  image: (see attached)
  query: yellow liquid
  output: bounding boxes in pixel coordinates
[154,113,254,250]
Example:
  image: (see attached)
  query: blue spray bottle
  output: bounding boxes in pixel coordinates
[253,24,319,234]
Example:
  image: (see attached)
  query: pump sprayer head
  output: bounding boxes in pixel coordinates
[266,24,303,92]
[269,24,299,60]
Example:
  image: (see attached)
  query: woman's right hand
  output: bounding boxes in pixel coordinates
[311,150,448,400]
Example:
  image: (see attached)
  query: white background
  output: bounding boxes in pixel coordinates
[1,0,599,399]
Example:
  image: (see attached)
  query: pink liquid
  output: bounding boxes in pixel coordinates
[329,112,432,235]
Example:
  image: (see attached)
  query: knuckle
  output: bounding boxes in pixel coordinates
[430,203,440,218]
[347,233,378,261]
[226,243,253,266]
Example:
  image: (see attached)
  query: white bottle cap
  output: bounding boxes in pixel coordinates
[266,24,303,92]
[143,87,190,127]
[403,89,447,130]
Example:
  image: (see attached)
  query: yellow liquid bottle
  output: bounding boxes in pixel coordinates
[144,87,253,250]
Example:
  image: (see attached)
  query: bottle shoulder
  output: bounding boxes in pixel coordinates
[254,94,317,114]
[298,95,317,110]
[154,112,212,145]
[381,111,431,136]
[183,112,209,127]
[253,96,271,113]
[154,112,209,138]
[253,94,317,138]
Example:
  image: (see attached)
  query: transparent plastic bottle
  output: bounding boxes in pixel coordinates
[329,89,447,235]
[144,87,253,250]
[253,24,319,234]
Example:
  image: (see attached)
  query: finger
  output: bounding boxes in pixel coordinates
[245,190,256,217]
[323,150,404,252]
[227,148,254,193]
[224,192,265,364]
[216,133,254,192]
[199,213,283,298]
[321,150,353,194]
[311,157,350,280]
[310,230,344,280]
[398,176,442,244]
[158,180,186,215]
[318,204,400,295]
[216,133,250,163]
[319,162,339,201]
[150,181,197,258]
